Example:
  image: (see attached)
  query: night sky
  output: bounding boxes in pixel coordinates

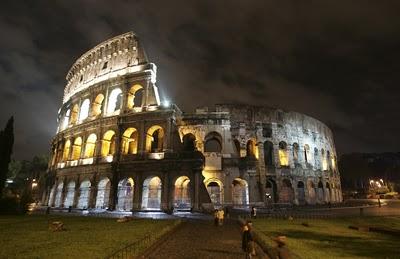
[1,1,399,160]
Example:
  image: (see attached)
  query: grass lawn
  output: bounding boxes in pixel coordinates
[253,216,400,259]
[0,215,178,258]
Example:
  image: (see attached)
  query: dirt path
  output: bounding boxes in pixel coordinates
[144,219,250,259]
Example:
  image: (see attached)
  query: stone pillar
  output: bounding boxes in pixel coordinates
[73,177,81,208]
[133,174,142,210]
[89,177,98,209]
[161,172,170,211]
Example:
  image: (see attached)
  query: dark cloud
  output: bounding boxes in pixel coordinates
[1,0,400,159]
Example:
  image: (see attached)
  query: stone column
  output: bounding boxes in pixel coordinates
[133,174,142,211]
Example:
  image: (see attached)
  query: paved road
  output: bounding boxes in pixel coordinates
[145,219,263,259]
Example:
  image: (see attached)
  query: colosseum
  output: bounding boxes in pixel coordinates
[43,32,342,213]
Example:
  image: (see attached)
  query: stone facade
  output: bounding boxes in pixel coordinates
[44,32,342,212]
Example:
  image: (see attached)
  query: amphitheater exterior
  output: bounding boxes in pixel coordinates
[43,32,342,212]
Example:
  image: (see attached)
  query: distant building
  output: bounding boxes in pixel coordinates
[43,32,342,212]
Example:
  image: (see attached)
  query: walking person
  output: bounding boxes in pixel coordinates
[242,221,256,258]
[217,208,225,226]
[214,209,219,226]
[251,206,257,219]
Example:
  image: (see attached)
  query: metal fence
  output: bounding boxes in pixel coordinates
[105,234,153,259]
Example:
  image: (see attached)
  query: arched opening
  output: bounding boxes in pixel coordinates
[77,179,91,209]
[83,134,97,158]
[327,151,332,170]
[71,137,82,161]
[95,177,111,209]
[232,178,249,207]
[279,141,289,166]
[101,130,116,158]
[121,128,138,155]
[127,84,144,109]
[78,99,90,122]
[106,88,123,115]
[266,179,278,203]
[61,109,70,130]
[54,182,64,207]
[117,178,134,211]
[263,141,274,166]
[141,176,162,210]
[297,181,305,205]
[146,126,164,153]
[183,134,196,152]
[64,181,76,208]
[293,143,299,163]
[204,132,222,153]
[280,179,294,203]
[246,139,258,159]
[70,104,79,125]
[304,144,310,163]
[91,94,104,117]
[62,140,71,161]
[307,180,316,204]
[206,181,223,206]
[325,182,331,203]
[174,176,191,209]
[317,181,324,203]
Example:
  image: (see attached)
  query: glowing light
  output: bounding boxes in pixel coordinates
[163,100,170,107]
[105,155,114,163]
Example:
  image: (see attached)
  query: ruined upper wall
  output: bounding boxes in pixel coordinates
[63,32,150,103]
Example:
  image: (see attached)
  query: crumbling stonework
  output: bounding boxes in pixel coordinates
[44,32,342,212]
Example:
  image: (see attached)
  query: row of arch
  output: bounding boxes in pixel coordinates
[266,178,341,204]
[60,85,145,131]
[53,125,164,166]
[48,176,191,211]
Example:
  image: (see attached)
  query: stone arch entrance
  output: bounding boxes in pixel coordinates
[117,178,134,211]
[77,179,91,209]
[142,176,162,210]
[174,176,191,209]
[206,180,223,206]
[297,181,306,205]
[54,182,64,207]
[317,181,324,204]
[95,177,111,209]
[64,181,76,208]
[325,182,331,203]
[307,180,316,204]
[232,178,249,207]
[266,178,278,203]
[280,179,294,203]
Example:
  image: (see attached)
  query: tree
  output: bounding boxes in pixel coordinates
[0,116,14,197]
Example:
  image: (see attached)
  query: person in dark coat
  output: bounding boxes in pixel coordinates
[242,221,255,258]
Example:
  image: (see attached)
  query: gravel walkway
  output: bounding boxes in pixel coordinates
[145,219,257,259]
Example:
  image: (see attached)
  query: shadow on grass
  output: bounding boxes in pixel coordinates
[268,230,399,258]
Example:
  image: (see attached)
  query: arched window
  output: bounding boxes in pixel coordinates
[146,126,164,153]
[61,109,70,130]
[183,133,196,152]
[292,143,299,162]
[127,84,144,109]
[91,94,104,117]
[174,176,191,209]
[101,130,116,157]
[70,104,79,125]
[71,137,82,160]
[204,132,222,153]
[304,144,310,163]
[321,149,327,170]
[278,141,289,166]
[84,134,97,158]
[106,88,123,115]
[263,141,274,166]
[63,140,71,161]
[78,99,90,122]
[246,139,258,159]
[121,128,138,154]
[206,181,223,205]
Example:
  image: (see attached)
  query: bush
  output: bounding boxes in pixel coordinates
[0,197,21,214]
